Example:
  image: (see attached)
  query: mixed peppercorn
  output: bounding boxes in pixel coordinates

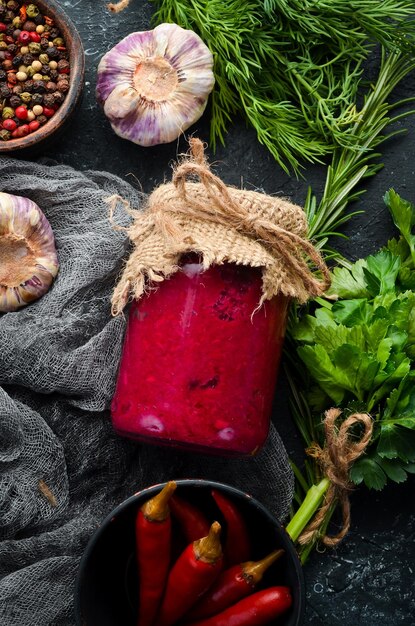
[134,483,293,626]
[0,1,70,141]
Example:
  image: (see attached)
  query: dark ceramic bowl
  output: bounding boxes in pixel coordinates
[0,0,84,153]
[75,479,305,626]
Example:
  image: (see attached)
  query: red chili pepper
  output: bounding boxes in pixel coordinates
[135,481,177,626]
[188,586,292,626]
[157,521,224,626]
[211,490,251,565]
[186,549,284,620]
[170,495,211,543]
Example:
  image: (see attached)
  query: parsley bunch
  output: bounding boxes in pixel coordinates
[285,191,415,559]
[152,0,415,174]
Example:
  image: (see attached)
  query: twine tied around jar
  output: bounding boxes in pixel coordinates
[298,408,373,547]
[109,137,331,315]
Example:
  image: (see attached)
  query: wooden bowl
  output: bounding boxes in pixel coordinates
[0,0,85,153]
[74,479,305,626]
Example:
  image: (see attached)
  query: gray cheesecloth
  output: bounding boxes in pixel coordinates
[0,158,294,625]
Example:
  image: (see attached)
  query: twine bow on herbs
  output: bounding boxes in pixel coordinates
[110,137,330,315]
[298,408,373,547]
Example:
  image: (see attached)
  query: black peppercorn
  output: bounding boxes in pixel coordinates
[7,1,20,11]
[6,23,14,35]
[57,59,70,73]
[33,14,44,26]
[49,69,58,81]
[58,50,69,61]
[40,37,49,50]
[47,47,59,59]
[31,92,43,105]
[49,28,59,39]
[41,64,49,74]
[45,81,56,93]
[32,79,46,93]
[0,85,11,98]
[7,43,17,55]
[37,114,47,125]
[43,93,54,107]
[9,94,20,108]
[23,79,34,92]
[22,21,36,33]
[0,7,6,18]
[12,54,23,68]
[56,80,69,93]
[0,70,7,81]
[12,84,22,94]
[22,53,33,66]
[52,90,64,105]
[12,29,20,40]
[4,11,14,24]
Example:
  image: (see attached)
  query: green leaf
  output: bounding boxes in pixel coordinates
[350,455,387,490]
[377,424,415,462]
[297,344,347,405]
[331,299,371,326]
[362,318,390,353]
[387,236,410,264]
[376,338,393,369]
[377,457,408,484]
[365,249,401,294]
[384,188,415,264]
[290,314,318,343]
[328,260,370,299]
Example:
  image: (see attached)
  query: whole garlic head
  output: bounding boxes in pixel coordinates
[0,192,59,313]
[96,23,215,146]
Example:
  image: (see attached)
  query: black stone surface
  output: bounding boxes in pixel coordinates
[34,1,415,624]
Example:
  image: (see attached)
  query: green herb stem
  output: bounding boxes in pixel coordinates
[285,477,330,543]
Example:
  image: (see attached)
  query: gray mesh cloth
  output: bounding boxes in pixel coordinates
[0,158,294,626]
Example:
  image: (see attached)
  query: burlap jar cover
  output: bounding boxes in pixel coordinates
[111,138,330,314]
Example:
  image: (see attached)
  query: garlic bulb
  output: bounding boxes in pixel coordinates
[96,23,215,146]
[0,192,59,313]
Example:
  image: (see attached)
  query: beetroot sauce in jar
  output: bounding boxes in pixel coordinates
[111,255,289,456]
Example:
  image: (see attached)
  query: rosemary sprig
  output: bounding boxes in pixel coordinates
[152,0,415,174]
[306,49,415,250]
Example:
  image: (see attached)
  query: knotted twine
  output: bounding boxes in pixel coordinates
[110,138,330,314]
[298,408,373,547]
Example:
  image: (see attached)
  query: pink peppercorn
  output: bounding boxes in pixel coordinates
[28,120,39,132]
[15,106,28,120]
[43,106,55,118]
[0,23,6,33]
[11,124,29,138]
[29,32,41,43]
[2,118,16,131]
[18,31,30,44]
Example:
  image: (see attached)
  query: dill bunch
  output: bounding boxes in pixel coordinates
[152,0,415,174]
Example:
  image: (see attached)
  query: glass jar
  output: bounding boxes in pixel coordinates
[111,255,289,456]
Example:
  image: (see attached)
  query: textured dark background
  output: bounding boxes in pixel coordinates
[32,1,415,623]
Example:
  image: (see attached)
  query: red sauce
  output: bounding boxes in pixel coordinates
[111,257,289,456]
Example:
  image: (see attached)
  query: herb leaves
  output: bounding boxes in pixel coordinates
[152,0,415,174]
[291,191,415,490]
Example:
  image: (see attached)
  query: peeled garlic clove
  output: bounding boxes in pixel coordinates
[0,192,59,313]
[96,23,215,147]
